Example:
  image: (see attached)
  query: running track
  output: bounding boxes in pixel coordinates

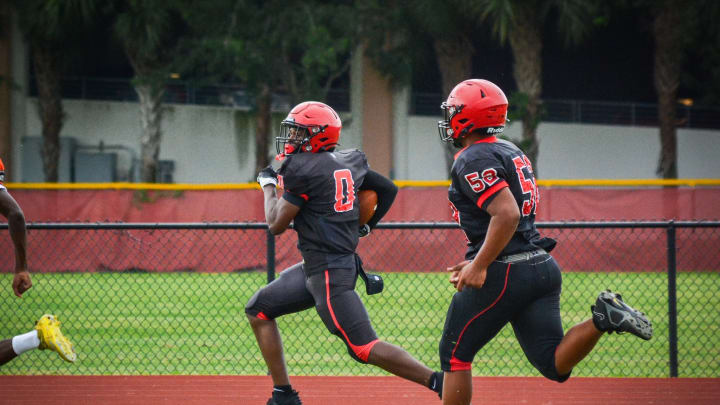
[1,376,718,404]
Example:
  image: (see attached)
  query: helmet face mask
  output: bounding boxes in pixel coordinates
[276,121,312,155]
[437,79,508,147]
[275,102,341,156]
[438,102,464,143]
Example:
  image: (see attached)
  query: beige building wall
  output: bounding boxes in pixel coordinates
[359,53,393,176]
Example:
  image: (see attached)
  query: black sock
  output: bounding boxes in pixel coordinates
[273,385,293,396]
[428,371,444,394]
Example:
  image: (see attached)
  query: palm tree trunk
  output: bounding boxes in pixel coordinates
[33,46,64,182]
[254,83,272,175]
[135,82,165,183]
[433,36,473,173]
[509,8,542,172]
[0,5,11,175]
[653,2,683,179]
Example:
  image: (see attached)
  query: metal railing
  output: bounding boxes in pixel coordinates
[29,77,351,112]
[0,221,718,377]
[412,92,720,129]
[29,77,720,128]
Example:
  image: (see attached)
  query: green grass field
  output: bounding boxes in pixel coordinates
[1,271,718,377]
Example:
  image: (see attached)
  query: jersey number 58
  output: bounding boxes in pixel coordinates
[512,155,539,216]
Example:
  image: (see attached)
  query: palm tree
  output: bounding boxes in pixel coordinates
[182,0,356,177]
[468,0,599,173]
[358,0,477,172]
[622,0,709,178]
[652,1,684,179]
[12,0,98,181]
[114,0,185,182]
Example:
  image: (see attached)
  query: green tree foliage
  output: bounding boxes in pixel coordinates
[464,0,601,176]
[613,0,715,178]
[357,0,482,174]
[180,0,358,175]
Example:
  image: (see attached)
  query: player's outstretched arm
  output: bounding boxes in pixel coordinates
[0,189,30,297]
[359,170,398,229]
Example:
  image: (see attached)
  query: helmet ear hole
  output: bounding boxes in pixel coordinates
[458,119,469,124]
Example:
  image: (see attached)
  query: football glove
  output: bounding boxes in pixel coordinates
[257,165,278,188]
[359,224,371,238]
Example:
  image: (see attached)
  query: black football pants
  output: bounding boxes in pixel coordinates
[439,254,571,382]
[245,262,379,363]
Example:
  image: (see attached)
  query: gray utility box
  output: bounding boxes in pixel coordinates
[74,151,117,182]
[21,136,76,182]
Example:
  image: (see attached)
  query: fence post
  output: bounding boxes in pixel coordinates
[667,220,679,377]
[266,229,276,283]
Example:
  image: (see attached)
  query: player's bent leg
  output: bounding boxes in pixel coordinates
[246,314,291,386]
[244,262,315,321]
[0,339,19,365]
[244,263,314,399]
[366,341,435,387]
[554,319,603,376]
[442,370,472,405]
[511,288,572,382]
[306,268,442,394]
[307,268,379,364]
[510,257,583,382]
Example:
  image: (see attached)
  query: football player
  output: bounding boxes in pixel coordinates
[246,102,443,405]
[0,158,76,365]
[437,79,653,405]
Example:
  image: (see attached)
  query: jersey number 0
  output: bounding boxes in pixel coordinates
[333,169,356,212]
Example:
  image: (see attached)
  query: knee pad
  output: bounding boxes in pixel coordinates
[541,366,571,383]
[347,345,368,364]
[323,328,367,363]
[244,289,262,316]
[335,333,377,364]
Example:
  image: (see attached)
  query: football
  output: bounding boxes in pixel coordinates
[358,189,378,226]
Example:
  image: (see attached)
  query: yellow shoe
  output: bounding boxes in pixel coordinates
[35,314,77,363]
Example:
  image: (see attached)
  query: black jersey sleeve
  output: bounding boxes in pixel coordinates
[454,158,509,211]
[359,169,397,229]
[278,158,310,208]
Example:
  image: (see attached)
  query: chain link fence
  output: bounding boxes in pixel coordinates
[1,221,718,378]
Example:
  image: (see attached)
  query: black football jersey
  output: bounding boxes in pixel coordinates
[278,149,368,275]
[448,136,543,260]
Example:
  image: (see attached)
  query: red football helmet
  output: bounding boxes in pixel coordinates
[438,79,508,146]
[276,101,342,156]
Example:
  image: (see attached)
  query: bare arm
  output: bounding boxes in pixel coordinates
[262,186,301,235]
[449,187,520,291]
[0,189,31,297]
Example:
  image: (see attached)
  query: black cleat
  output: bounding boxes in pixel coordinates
[267,389,302,405]
[592,290,653,340]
